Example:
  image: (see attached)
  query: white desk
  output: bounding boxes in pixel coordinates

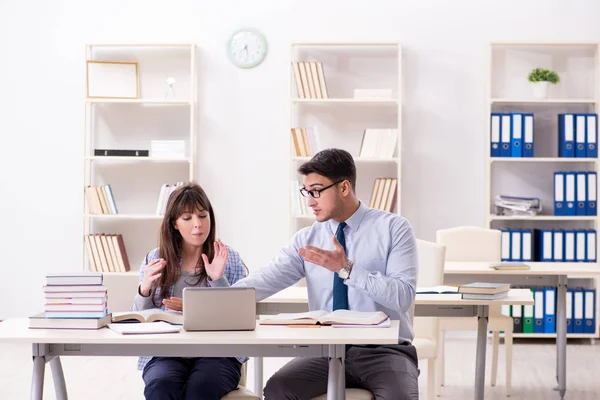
[0,318,399,400]
[259,287,534,400]
[444,261,600,400]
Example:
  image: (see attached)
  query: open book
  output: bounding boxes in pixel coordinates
[112,308,183,325]
[260,310,389,326]
[416,285,459,294]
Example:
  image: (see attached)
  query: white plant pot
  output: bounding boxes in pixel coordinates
[532,81,550,99]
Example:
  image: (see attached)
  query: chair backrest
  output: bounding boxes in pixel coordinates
[239,362,247,387]
[411,239,446,341]
[436,226,502,262]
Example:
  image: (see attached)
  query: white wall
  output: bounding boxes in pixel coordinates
[0,0,599,318]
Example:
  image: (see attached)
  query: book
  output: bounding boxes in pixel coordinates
[94,149,149,157]
[461,292,509,300]
[46,273,103,286]
[489,262,531,271]
[416,285,459,294]
[111,308,183,325]
[458,282,511,295]
[259,310,389,326]
[29,313,112,330]
[108,321,181,335]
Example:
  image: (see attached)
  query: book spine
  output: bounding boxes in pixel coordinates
[94,149,149,157]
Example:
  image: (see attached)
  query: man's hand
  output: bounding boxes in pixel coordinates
[204,239,229,281]
[299,236,347,273]
[162,297,182,312]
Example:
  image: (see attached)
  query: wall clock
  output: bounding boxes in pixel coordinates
[227,28,268,68]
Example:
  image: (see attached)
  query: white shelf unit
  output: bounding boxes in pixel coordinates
[289,43,402,237]
[487,42,600,338]
[83,44,198,273]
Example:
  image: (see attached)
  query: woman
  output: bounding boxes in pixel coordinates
[131,181,247,400]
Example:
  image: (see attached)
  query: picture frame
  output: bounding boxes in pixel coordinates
[86,60,139,99]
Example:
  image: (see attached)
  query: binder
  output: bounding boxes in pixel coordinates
[490,113,501,157]
[511,305,523,333]
[575,230,587,262]
[564,172,576,215]
[573,289,584,333]
[501,230,511,261]
[523,113,534,157]
[553,230,564,262]
[566,289,573,334]
[533,289,545,333]
[511,230,521,261]
[576,172,587,215]
[544,287,556,334]
[558,114,575,158]
[521,230,533,262]
[575,114,587,158]
[564,230,575,262]
[584,289,595,334]
[511,112,523,157]
[554,172,565,215]
[523,303,534,333]
[501,114,511,157]
[538,229,553,261]
[586,113,598,158]
[587,230,597,262]
[587,172,597,216]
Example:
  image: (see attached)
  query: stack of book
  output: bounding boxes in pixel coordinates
[458,282,511,300]
[29,273,110,330]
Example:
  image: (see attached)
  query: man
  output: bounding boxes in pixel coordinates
[215,148,419,399]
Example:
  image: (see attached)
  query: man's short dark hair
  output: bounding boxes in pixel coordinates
[297,148,356,190]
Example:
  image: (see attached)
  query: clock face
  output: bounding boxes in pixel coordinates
[227,29,267,68]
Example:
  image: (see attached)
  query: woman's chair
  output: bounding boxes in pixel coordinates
[313,239,444,400]
[436,226,513,396]
[222,362,261,399]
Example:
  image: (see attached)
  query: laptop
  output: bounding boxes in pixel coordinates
[182,287,256,331]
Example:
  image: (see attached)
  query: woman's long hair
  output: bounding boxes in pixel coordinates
[152,182,217,307]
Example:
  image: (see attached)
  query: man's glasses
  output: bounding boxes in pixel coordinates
[299,180,344,198]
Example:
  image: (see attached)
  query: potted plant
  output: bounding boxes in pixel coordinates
[527,68,560,99]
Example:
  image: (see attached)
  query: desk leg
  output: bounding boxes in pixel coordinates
[254,357,264,399]
[31,356,45,400]
[556,276,567,399]
[327,345,345,400]
[49,357,68,400]
[474,305,489,400]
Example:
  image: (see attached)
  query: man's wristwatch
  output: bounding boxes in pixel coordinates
[337,259,354,280]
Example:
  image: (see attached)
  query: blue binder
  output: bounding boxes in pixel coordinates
[543,287,556,334]
[587,230,597,262]
[533,288,545,333]
[501,230,511,261]
[535,229,553,261]
[558,114,575,157]
[554,172,566,216]
[490,113,501,157]
[576,172,587,215]
[575,230,587,262]
[587,172,597,216]
[575,114,587,158]
[586,113,598,158]
[511,113,523,157]
[500,114,511,157]
[566,289,573,334]
[564,172,576,216]
[584,289,595,334]
[523,113,534,157]
[553,230,564,262]
[573,289,584,333]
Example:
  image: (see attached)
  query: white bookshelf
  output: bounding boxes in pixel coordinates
[289,42,402,236]
[83,43,198,273]
[487,42,600,339]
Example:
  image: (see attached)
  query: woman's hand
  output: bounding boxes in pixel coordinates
[140,258,167,297]
[162,297,183,312]
[204,239,229,281]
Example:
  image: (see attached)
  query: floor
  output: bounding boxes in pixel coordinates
[1,335,599,399]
